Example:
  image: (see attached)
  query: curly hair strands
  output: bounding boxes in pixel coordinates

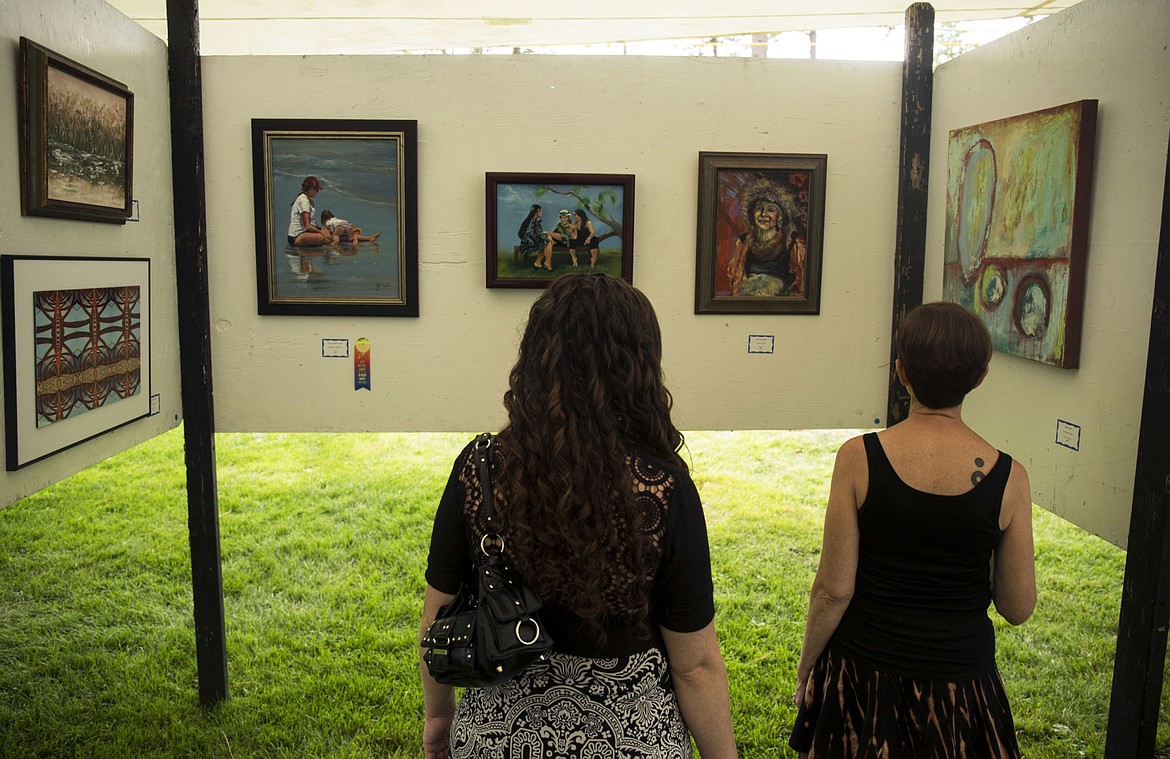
[498,273,684,640]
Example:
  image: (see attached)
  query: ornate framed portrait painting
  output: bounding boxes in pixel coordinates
[695,152,827,314]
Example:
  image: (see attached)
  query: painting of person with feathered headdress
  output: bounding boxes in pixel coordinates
[725,176,807,297]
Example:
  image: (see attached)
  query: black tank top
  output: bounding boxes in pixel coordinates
[831,432,1010,681]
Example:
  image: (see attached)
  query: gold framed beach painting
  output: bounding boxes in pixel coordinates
[251,118,419,317]
[18,38,134,224]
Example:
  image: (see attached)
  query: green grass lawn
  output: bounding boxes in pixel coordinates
[0,428,1164,757]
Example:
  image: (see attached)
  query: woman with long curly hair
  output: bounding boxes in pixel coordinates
[517,203,548,269]
[419,273,736,759]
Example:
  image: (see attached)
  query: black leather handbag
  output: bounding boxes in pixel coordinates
[421,433,554,687]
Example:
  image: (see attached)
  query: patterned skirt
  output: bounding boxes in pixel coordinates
[789,645,1021,759]
[451,647,691,758]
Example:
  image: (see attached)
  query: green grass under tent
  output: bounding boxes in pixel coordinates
[0,427,1166,757]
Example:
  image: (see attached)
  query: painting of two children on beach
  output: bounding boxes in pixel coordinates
[264,135,405,304]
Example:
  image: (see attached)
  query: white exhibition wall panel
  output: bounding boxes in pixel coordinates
[0,0,180,508]
[926,0,1170,546]
[202,54,902,435]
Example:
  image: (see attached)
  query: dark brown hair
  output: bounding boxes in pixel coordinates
[896,301,992,409]
[497,273,683,639]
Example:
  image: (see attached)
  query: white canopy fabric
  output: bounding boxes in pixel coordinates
[105,0,1083,55]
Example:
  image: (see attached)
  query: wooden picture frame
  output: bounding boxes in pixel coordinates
[2,256,151,470]
[18,37,135,224]
[695,152,827,314]
[486,173,635,288]
[251,119,419,317]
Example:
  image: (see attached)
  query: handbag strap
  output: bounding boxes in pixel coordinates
[471,433,505,559]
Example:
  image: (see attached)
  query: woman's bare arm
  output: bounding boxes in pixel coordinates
[992,460,1036,625]
[660,622,737,758]
[419,583,458,759]
[794,436,865,701]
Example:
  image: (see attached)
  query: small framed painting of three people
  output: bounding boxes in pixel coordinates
[695,152,827,314]
[486,173,635,289]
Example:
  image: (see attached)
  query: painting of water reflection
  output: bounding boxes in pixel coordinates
[251,119,418,316]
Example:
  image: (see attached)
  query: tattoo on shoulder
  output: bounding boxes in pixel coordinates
[972,457,986,486]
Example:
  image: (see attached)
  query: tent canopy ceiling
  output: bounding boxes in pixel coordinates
[105,0,1082,55]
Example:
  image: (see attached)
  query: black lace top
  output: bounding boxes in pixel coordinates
[425,439,715,657]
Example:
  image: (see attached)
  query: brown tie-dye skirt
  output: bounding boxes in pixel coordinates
[789,645,1021,758]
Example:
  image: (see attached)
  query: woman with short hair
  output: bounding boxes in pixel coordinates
[790,301,1036,758]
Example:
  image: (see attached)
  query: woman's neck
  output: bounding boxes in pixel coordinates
[906,401,963,422]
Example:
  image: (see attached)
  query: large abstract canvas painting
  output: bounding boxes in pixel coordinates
[2,256,151,470]
[943,100,1097,368]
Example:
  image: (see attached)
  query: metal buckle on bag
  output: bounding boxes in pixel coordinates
[480,533,505,556]
[515,618,541,646]
[473,435,492,461]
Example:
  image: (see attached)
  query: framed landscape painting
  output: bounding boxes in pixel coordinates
[943,100,1097,368]
[251,119,419,316]
[18,37,135,223]
[486,173,634,288]
[2,256,151,470]
[695,152,827,314]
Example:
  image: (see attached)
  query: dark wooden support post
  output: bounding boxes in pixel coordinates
[1105,127,1170,757]
[886,3,934,426]
[166,0,228,705]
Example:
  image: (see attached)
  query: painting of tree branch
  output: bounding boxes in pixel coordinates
[486,173,634,288]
